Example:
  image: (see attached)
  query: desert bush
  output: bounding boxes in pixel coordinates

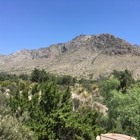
[0,114,36,140]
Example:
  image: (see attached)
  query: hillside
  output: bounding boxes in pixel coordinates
[0,34,140,79]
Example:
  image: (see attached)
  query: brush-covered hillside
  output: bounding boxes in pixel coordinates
[0,68,139,140]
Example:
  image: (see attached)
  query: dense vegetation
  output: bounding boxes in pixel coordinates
[100,70,140,139]
[0,69,139,139]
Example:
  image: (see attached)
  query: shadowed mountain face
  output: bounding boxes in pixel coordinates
[0,34,140,79]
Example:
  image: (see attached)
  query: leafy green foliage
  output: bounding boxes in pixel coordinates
[30,68,77,85]
[1,68,139,140]
[63,107,105,140]
[30,68,56,83]
[9,80,104,140]
[57,75,77,85]
[100,72,140,139]
[0,85,36,140]
[0,72,18,81]
[19,73,29,80]
[113,69,134,92]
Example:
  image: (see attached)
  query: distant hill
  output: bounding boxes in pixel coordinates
[0,33,140,79]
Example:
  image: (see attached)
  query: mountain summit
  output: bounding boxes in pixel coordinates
[0,34,140,79]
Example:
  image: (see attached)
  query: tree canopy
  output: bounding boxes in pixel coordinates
[0,68,139,139]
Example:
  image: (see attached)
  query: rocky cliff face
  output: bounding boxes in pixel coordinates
[65,34,140,55]
[0,34,140,79]
[0,45,61,65]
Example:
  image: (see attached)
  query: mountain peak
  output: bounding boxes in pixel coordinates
[93,34,139,55]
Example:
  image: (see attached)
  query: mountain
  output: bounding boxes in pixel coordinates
[0,33,140,79]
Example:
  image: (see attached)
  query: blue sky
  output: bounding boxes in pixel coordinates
[0,0,140,55]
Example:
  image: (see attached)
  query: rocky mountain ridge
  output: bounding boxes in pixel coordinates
[0,34,140,79]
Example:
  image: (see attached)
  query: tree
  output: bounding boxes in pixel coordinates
[30,68,57,83]
[113,69,134,92]
[9,79,105,140]
[100,77,140,139]
[100,78,120,100]
[19,73,29,80]
[0,85,36,140]
[57,75,74,85]
[30,68,42,83]
[58,106,105,140]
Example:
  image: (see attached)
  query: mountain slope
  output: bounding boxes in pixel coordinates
[0,34,140,79]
